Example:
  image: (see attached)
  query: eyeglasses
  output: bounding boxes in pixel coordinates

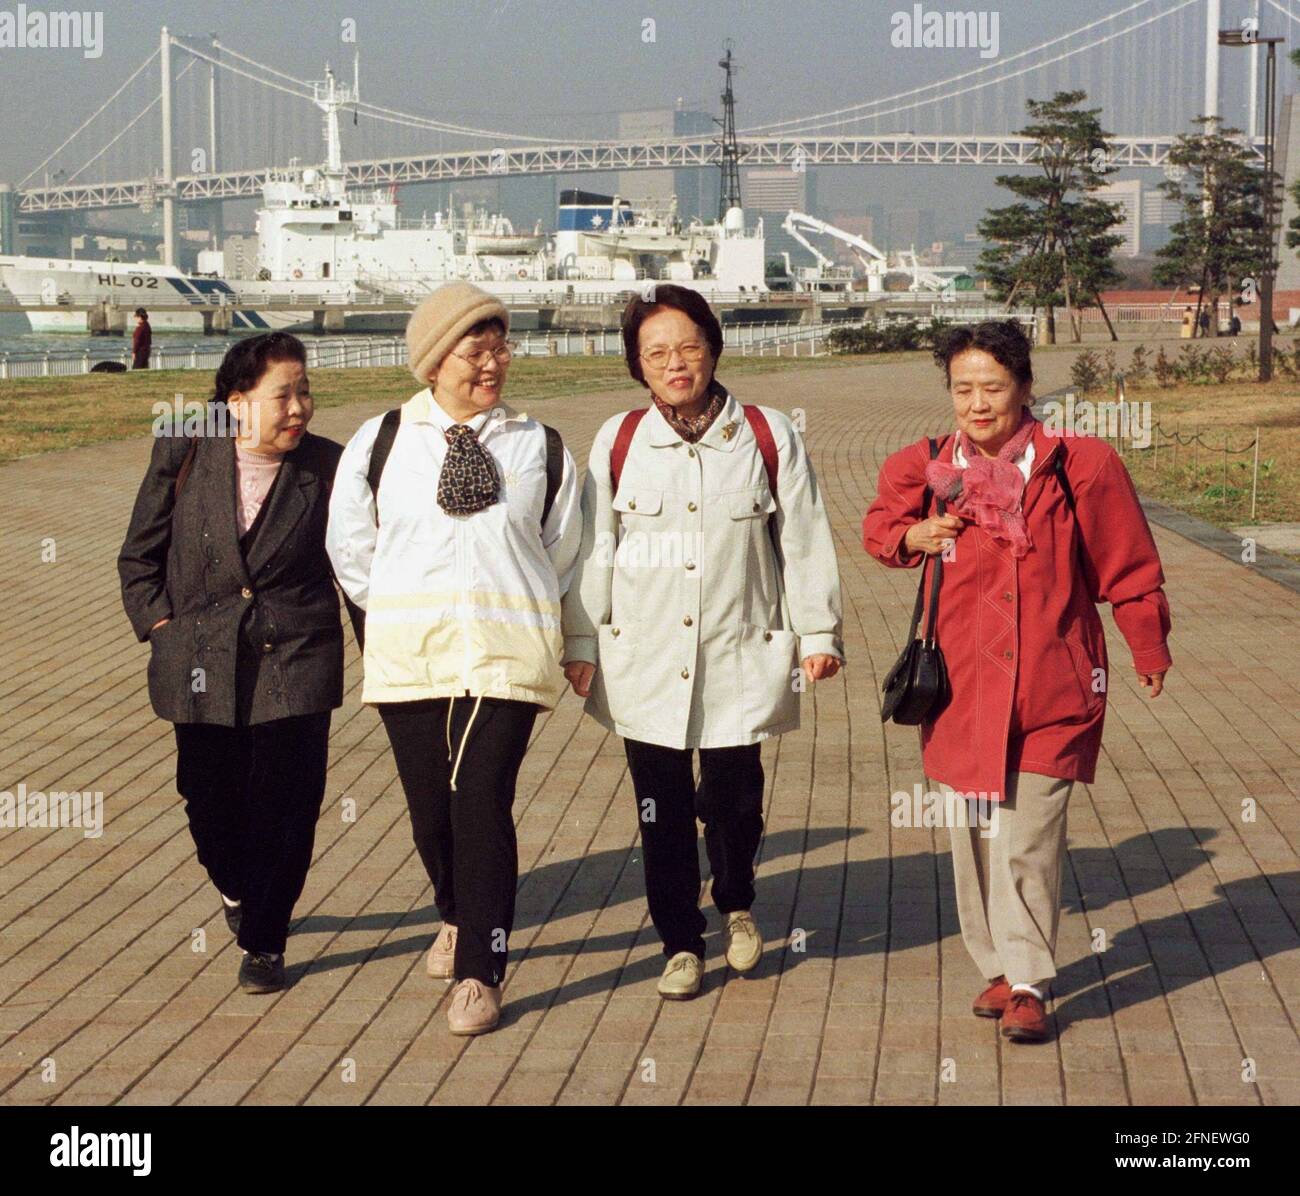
[639,343,707,369]
[451,340,518,369]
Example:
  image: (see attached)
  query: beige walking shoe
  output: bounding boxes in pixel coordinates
[657,951,703,1000]
[724,910,763,973]
[426,924,457,980]
[446,978,502,1035]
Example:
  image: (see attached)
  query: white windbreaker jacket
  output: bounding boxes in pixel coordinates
[326,388,582,709]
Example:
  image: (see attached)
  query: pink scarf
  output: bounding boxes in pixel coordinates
[924,409,1037,558]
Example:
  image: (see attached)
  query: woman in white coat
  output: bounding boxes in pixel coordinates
[562,284,844,999]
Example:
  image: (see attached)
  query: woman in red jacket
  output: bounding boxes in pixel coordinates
[863,320,1171,1044]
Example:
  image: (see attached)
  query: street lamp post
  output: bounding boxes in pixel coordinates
[1220,28,1283,382]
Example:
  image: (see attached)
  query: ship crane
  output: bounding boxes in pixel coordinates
[781,211,887,293]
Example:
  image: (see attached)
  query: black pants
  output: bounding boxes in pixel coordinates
[623,738,765,960]
[378,696,539,986]
[173,711,331,955]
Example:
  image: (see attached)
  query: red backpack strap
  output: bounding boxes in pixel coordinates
[742,405,779,496]
[609,407,648,494]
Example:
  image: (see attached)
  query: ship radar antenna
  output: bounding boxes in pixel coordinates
[714,40,742,220]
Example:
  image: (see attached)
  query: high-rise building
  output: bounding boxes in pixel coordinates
[1097,179,1142,257]
[743,166,818,267]
[885,208,935,254]
[617,104,718,221]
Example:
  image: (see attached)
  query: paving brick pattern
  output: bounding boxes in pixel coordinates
[1,353,1297,1105]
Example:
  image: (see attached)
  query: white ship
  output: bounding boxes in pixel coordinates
[0,64,845,336]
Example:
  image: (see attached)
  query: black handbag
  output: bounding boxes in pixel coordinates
[880,437,952,726]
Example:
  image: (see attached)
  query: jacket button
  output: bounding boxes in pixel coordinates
[263,642,274,654]
[683,615,692,626]
[687,448,696,458]
[1004,649,1013,659]
[685,560,695,570]
[687,502,697,512]
[611,627,620,637]
[1003,591,1013,602]
[628,498,636,510]
[241,586,253,599]
[681,668,690,679]
[764,631,773,641]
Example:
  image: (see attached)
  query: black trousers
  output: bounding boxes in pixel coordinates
[378,696,539,986]
[623,738,765,960]
[173,711,331,955]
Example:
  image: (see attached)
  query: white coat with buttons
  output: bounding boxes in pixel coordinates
[561,389,844,749]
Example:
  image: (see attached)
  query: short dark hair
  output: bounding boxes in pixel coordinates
[463,317,506,339]
[620,284,723,386]
[134,307,148,318]
[212,332,307,405]
[933,320,1033,387]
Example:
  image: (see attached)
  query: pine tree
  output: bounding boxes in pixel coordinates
[1155,117,1273,338]
[976,90,1124,344]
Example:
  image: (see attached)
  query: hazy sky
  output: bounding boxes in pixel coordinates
[0,0,1288,238]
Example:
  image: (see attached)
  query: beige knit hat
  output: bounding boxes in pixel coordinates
[405,281,510,383]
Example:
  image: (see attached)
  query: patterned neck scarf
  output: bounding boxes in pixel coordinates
[924,408,1038,558]
[651,379,727,443]
[437,422,499,514]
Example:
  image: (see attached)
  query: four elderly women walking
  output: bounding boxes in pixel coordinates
[121,282,1168,1045]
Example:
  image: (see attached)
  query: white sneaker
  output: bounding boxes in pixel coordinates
[657,951,703,1000]
[724,910,763,973]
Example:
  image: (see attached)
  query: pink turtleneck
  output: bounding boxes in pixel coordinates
[234,441,285,536]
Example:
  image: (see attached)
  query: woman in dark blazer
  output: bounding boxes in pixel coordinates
[118,332,344,994]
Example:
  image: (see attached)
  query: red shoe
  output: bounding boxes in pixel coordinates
[972,975,1011,1018]
[1001,990,1051,1042]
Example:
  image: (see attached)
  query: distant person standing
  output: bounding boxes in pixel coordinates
[132,307,152,369]
[1198,308,1211,337]
[1229,311,1242,337]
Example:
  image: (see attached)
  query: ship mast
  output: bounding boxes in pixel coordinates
[715,41,742,219]
[311,60,358,200]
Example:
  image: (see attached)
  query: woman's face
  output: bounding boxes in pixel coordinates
[233,358,313,453]
[433,324,511,416]
[948,348,1031,455]
[637,308,714,408]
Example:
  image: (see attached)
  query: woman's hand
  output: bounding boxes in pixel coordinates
[1139,671,1166,698]
[904,514,965,557]
[802,654,841,684]
[564,661,595,698]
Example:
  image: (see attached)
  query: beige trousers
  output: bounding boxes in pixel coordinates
[939,771,1073,988]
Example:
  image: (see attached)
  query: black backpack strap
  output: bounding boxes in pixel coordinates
[366,408,402,509]
[1053,438,1076,515]
[540,424,564,529]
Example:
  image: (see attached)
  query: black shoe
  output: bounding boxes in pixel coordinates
[222,900,242,936]
[238,951,285,994]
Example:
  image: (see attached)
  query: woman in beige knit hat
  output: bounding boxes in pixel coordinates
[327,282,583,1035]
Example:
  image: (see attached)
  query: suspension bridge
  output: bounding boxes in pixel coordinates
[4,0,1299,270]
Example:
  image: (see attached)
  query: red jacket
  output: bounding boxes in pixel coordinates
[863,418,1171,800]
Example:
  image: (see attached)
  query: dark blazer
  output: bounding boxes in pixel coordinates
[118,418,345,726]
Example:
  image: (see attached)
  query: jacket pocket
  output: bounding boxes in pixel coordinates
[737,619,798,733]
[612,488,663,517]
[727,486,776,521]
[1064,632,1105,714]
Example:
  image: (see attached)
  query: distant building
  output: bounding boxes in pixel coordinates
[743,166,818,266]
[1096,179,1142,257]
[885,208,935,253]
[617,103,718,221]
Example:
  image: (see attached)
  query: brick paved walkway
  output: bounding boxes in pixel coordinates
[1,352,1297,1106]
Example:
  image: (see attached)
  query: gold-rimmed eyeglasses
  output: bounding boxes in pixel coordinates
[639,343,707,369]
[451,340,518,369]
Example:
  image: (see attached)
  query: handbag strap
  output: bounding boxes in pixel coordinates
[905,436,947,647]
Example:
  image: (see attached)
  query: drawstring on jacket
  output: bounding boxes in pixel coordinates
[447,692,485,792]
